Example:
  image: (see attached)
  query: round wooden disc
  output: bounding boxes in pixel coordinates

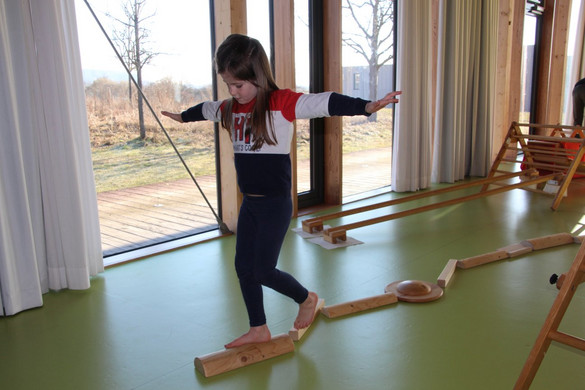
[384,280,443,303]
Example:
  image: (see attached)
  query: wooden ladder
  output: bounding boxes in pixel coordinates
[485,122,585,211]
[514,239,585,389]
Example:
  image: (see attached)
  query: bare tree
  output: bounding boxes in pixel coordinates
[343,0,395,121]
[109,0,158,139]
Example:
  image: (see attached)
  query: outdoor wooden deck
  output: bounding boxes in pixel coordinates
[98,176,219,257]
[97,149,391,257]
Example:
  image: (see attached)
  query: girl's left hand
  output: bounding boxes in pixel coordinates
[365,91,402,114]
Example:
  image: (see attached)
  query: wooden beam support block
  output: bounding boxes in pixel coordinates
[194,334,294,377]
[302,218,323,233]
[437,259,458,288]
[323,229,347,244]
[498,242,533,257]
[320,293,398,319]
[289,298,325,341]
[521,233,575,250]
[457,250,509,269]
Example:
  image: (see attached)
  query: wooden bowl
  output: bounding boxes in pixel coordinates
[384,280,443,303]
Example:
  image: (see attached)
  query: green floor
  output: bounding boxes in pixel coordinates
[2,179,585,390]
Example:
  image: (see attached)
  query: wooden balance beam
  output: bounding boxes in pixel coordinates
[457,233,578,270]
[288,298,325,341]
[320,293,398,319]
[302,170,537,235]
[437,259,458,288]
[194,334,294,377]
[316,172,553,244]
[521,232,576,250]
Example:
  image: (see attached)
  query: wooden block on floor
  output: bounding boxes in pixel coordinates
[194,334,294,377]
[289,298,325,341]
[498,242,533,257]
[457,250,509,269]
[323,229,347,244]
[437,259,458,288]
[521,233,575,250]
[320,293,398,319]
[302,218,324,233]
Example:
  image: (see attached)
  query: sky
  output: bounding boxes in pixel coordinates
[76,0,215,87]
[75,0,371,88]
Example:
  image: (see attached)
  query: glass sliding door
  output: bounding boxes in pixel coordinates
[341,0,396,199]
[76,0,217,260]
[296,0,325,208]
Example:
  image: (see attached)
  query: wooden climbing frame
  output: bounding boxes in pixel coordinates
[302,122,585,244]
[514,239,585,389]
[484,122,585,211]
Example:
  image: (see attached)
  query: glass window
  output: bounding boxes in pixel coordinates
[76,0,217,260]
[341,0,396,199]
[295,0,312,194]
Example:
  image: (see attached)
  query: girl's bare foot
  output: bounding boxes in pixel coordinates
[225,324,271,349]
[294,292,319,329]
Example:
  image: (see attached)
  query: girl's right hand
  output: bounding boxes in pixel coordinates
[161,111,184,123]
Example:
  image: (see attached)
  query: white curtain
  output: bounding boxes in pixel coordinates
[432,0,496,182]
[393,0,497,190]
[0,0,103,316]
[391,0,433,192]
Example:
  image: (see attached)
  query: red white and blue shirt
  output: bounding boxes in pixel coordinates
[181,89,370,196]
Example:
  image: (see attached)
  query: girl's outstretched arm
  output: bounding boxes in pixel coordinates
[365,91,402,114]
[161,110,184,123]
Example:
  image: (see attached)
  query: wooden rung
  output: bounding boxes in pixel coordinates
[512,133,585,143]
[437,259,458,288]
[289,298,325,341]
[521,233,575,250]
[320,293,398,318]
[457,250,509,269]
[498,242,533,257]
[194,334,294,377]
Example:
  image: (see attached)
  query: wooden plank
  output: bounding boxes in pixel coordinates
[457,250,509,269]
[194,334,294,378]
[521,233,576,250]
[437,259,458,288]
[288,299,325,341]
[303,170,536,234]
[320,293,398,319]
[322,174,553,244]
[498,242,533,257]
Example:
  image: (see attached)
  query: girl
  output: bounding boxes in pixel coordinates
[162,34,401,348]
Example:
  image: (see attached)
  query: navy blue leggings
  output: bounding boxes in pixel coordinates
[235,195,309,327]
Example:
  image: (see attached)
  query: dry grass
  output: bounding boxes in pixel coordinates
[87,80,394,192]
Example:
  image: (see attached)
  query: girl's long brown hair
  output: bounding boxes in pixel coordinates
[215,34,279,151]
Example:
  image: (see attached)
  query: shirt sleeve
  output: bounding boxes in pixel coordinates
[181,101,224,122]
[294,92,371,119]
[328,92,371,117]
